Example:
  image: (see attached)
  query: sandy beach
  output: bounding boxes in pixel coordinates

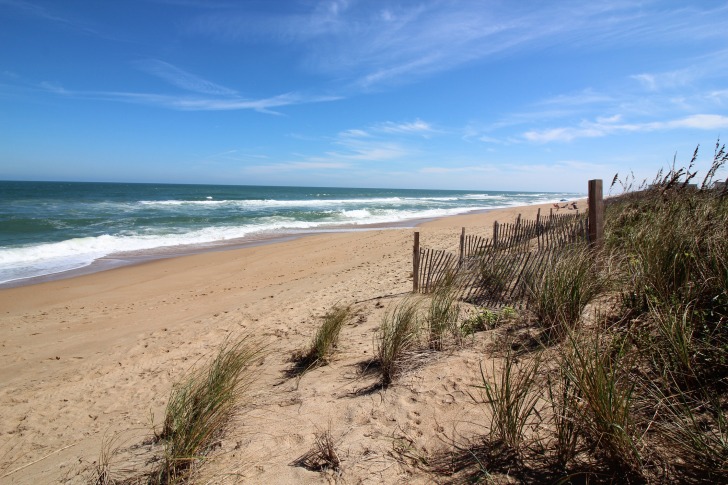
[0,201,580,484]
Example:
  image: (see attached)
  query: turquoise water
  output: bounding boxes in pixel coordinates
[0,181,581,284]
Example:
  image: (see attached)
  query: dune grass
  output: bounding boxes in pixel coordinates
[472,347,541,453]
[526,244,603,342]
[562,330,643,476]
[88,336,261,484]
[153,336,261,483]
[431,141,728,482]
[291,305,353,377]
[376,298,422,386]
[425,285,461,350]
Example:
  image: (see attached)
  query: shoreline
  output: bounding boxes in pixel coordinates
[0,200,580,289]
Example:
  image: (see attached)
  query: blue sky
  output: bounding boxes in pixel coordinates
[1,0,727,192]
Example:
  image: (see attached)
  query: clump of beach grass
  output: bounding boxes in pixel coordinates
[425,285,461,350]
[376,298,422,386]
[526,244,603,342]
[546,362,580,471]
[291,304,353,376]
[472,347,542,453]
[561,329,643,477]
[153,336,262,483]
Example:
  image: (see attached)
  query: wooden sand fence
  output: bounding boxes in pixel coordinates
[414,213,588,305]
[412,180,604,309]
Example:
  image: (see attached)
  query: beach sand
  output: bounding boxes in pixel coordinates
[0,201,582,484]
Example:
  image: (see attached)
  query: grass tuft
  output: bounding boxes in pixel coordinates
[292,425,342,473]
[546,364,580,471]
[527,245,602,342]
[376,299,421,386]
[425,285,461,350]
[291,305,353,377]
[472,347,542,453]
[154,336,261,483]
[561,330,642,476]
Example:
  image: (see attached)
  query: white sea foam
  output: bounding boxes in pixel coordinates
[0,188,581,285]
[138,197,411,209]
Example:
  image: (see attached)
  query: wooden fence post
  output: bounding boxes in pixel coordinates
[459,227,465,266]
[536,208,541,226]
[588,179,604,247]
[493,221,499,248]
[413,232,420,292]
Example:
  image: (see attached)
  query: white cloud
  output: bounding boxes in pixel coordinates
[420,165,496,174]
[326,142,411,162]
[376,119,434,135]
[339,129,370,138]
[524,114,728,143]
[707,89,728,103]
[631,69,694,91]
[666,114,728,129]
[247,160,351,173]
[323,119,437,162]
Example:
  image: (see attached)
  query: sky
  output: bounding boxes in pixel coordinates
[1,0,727,193]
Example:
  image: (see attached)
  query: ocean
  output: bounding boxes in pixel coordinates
[0,181,581,286]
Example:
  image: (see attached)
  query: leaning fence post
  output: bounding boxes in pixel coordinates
[413,231,420,292]
[459,227,465,267]
[588,179,604,248]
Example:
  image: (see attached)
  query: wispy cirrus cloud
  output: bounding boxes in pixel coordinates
[254,118,434,173]
[536,89,614,108]
[338,118,436,139]
[246,160,352,173]
[134,59,237,96]
[37,80,339,114]
[524,114,728,143]
[1,0,73,24]
[328,118,438,160]
[186,1,728,89]
[631,71,694,92]
[118,90,339,114]
[326,140,413,162]
[0,0,98,34]
[29,58,339,113]
[376,119,435,135]
[420,165,497,174]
